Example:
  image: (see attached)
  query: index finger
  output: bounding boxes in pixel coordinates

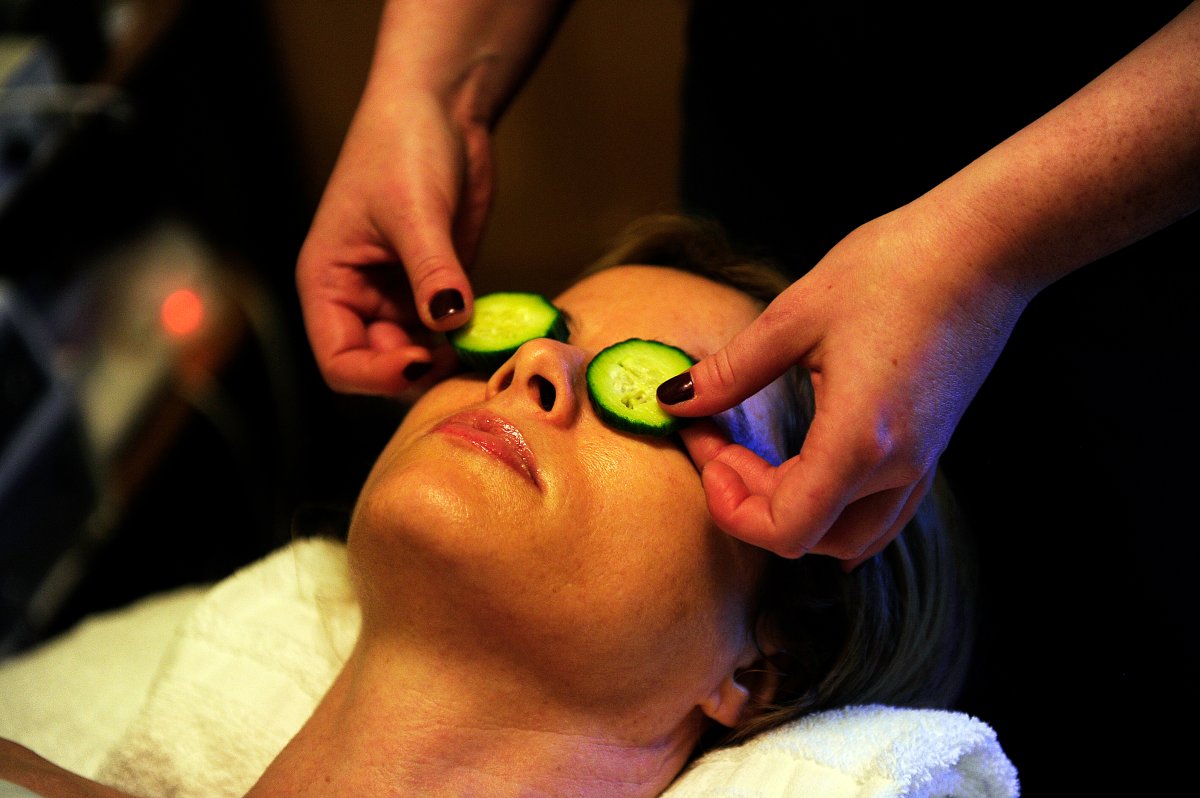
[659,300,810,418]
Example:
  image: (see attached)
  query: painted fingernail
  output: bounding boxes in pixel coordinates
[429,289,465,321]
[657,372,694,405]
[403,361,433,382]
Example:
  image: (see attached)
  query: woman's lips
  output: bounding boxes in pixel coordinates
[433,411,542,490]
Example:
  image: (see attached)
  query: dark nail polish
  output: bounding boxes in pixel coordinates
[657,372,694,405]
[429,289,465,321]
[403,361,433,382]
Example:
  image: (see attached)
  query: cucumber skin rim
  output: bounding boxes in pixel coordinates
[450,292,569,373]
[586,338,696,437]
[451,295,693,438]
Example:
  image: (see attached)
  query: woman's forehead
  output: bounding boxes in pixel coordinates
[553,265,760,357]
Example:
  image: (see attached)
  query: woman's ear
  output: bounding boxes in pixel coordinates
[699,650,782,729]
[699,671,752,728]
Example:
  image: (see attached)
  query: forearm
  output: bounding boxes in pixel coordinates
[920,1,1200,299]
[368,0,570,128]
[0,739,136,798]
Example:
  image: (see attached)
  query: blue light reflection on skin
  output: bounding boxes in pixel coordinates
[713,389,786,467]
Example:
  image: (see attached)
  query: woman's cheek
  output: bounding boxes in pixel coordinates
[586,441,708,547]
[577,439,622,481]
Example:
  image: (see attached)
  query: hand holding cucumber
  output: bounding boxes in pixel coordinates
[296,87,490,397]
[657,209,1028,564]
[295,0,569,398]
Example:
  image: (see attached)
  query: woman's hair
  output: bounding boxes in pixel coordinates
[583,213,976,752]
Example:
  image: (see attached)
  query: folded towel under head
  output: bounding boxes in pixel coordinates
[6,538,1017,797]
[663,704,1017,797]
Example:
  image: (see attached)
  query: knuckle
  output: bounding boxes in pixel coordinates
[891,458,928,487]
[703,348,740,391]
[407,255,460,292]
[294,247,326,292]
[776,539,813,560]
[882,434,935,486]
[756,301,794,338]
[847,424,893,470]
[847,419,928,487]
[818,535,870,561]
[321,368,354,394]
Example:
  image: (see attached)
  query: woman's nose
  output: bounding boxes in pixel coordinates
[485,338,587,426]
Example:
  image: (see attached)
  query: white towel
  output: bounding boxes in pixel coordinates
[5,538,1017,797]
[662,705,1018,797]
[95,537,360,798]
[0,585,206,779]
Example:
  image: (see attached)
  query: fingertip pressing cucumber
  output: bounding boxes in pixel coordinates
[586,339,695,436]
[449,292,568,372]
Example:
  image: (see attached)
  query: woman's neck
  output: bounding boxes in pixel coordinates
[246,634,699,798]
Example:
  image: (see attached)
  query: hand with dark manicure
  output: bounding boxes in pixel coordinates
[658,207,1027,566]
[657,3,1200,564]
[295,81,486,397]
[295,0,569,398]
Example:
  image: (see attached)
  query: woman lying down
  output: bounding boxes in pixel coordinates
[0,215,1010,798]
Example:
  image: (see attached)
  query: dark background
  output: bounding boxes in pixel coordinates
[682,1,1198,792]
[2,0,1195,793]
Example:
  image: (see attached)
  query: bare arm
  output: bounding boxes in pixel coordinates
[369,0,569,128]
[0,739,137,798]
[296,0,568,396]
[926,0,1200,298]
[666,2,1200,559]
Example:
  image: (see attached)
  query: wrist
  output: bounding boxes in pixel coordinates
[910,169,1062,306]
[873,193,1034,337]
[370,0,566,129]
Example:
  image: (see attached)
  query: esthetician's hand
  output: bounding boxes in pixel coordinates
[295,89,488,397]
[663,1,1200,563]
[296,0,567,398]
[662,0,1200,563]
[660,206,1029,566]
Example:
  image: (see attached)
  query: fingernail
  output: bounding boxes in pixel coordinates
[403,361,433,382]
[429,289,465,321]
[657,372,694,405]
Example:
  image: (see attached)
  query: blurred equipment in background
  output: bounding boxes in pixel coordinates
[0,224,291,654]
[0,0,317,655]
[0,35,66,213]
[0,280,93,654]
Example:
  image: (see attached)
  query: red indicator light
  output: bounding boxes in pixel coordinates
[161,287,205,338]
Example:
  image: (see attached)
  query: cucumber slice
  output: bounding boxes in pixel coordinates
[586,339,695,436]
[450,292,568,372]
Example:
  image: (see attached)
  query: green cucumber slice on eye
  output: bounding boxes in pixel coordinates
[586,339,695,436]
[449,292,568,372]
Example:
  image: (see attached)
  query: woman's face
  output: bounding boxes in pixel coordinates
[350,265,786,717]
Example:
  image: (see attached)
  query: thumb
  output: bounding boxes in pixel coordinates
[386,199,476,334]
[657,303,809,417]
